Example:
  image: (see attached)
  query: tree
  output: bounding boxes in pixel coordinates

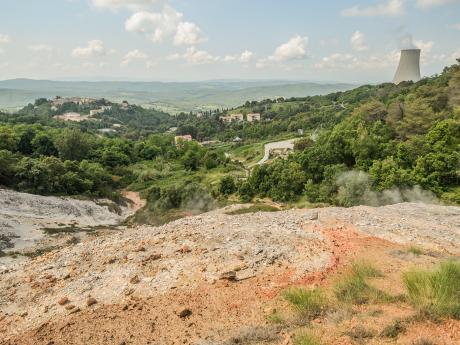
[17,129,36,155]
[32,133,58,156]
[219,176,237,195]
[55,129,92,161]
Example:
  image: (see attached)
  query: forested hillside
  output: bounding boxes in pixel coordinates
[0,62,459,223]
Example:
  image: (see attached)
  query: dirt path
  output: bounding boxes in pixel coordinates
[122,191,146,213]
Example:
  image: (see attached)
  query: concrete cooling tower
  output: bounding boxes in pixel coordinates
[393,49,421,84]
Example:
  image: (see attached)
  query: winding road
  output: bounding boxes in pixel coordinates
[257,139,296,165]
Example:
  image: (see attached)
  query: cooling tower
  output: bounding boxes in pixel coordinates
[393,49,421,84]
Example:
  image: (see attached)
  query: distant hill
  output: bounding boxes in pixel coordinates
[0,79,355,113]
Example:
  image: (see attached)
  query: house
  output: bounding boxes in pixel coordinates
[54,112,89,122]
[233,136,243,142]
[231,113,244,122]
[220,113,244,123]
[247,113,261,122]
[175,135,193,145]
[90,109,104,116]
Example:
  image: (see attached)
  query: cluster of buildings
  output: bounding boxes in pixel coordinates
[90,105,112,116]
[51,96,97,111]
[220,113,261,124]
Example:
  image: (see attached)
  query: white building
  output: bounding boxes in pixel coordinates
[247,113,261,122]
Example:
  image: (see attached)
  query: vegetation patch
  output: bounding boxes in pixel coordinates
[408,246,425,256]
[380,319,406,338]
[345,325,376,341]
[225,204,281,215]
[334,262,392,305]
[403,261,460,320]
[282,287,328,318]
[294,333,322,345]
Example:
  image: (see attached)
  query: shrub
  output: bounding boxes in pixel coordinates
[335,262,390,305]
[345,325,376,340]
[219,175,237,196]
[403,261,460,319]
[282,287,327,318]
[408,246,424,256]
[294,333,322,345]
[380,319,406,338]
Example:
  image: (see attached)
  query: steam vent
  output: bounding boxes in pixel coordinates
[393,49,421,84]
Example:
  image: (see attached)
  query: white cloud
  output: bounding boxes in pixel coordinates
[90,0,162,10]
[452,48,460,61]
[72,40,107,58]
[270,36,308,62]
[171,47,219,65]
[146,59,159,68]
[121,49,148,65]
[341,0,404,17]
[255,58,268,69]
[224,50,254,63]
[224,55,236,62]
[125,7,180,42]
[415,0,460,9]
[28,44,54,52]
[183,47,219,64]
[239,50,254,63]
[453,23,460,30]
[351,31,369,51]
[315,51,400,70]
[414,40,434,53]
[174,22,204,45]
[125,6,204,45]
[0,34,10,44]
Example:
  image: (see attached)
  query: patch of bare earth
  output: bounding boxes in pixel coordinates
[0,203,458,345]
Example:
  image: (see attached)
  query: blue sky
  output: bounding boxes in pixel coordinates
[0,0,459,82]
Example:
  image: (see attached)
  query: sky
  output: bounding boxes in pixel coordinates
[0,0,459,83]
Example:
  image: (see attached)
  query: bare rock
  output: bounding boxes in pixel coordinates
[178,308,192,318]
[86,297,97,307]
[58,297,69,306]
[219,271,237,281]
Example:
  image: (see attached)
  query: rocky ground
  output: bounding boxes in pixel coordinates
[0,202,458,345]
[0,189,142,265]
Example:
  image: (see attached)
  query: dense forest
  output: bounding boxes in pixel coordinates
[0,61,459,222]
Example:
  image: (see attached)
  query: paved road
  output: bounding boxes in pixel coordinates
[257,139,296,165]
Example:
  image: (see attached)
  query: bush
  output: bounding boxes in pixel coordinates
[219,175,237,196]
[294,333,322,345]
[403,261,460,319]
[335,262,390,305]
[380,319,406,338]
[282,287,327,318]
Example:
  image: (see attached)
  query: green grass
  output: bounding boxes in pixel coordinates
[294,333,322,345]
[226,204,280,215]
[351,261,384,278]
[408,246,424,256]
[334,262,392,305]
[266,311,284,324]
[403,260,460,320]
[282,287,328,318]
